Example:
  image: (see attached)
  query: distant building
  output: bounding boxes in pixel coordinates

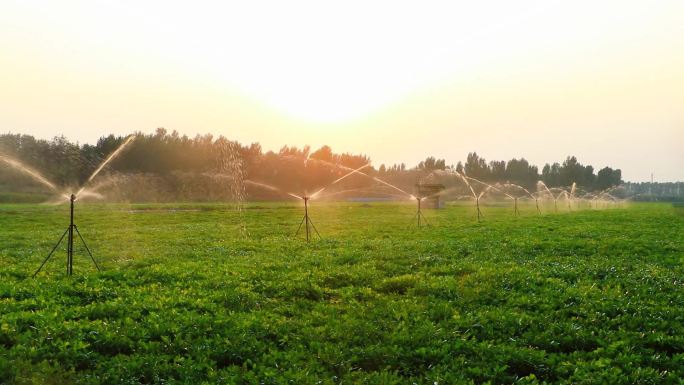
[415,183,445,208]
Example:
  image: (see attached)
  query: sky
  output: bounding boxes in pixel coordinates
[0,0,682,182]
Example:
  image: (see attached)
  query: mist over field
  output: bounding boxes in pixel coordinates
[2,130,658,205]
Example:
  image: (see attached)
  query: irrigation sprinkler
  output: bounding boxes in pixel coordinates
[6,135,136,277]
[410,183,445,227]
[248,161,375,241]
[33,194,101,277]
[1,136,135,277]
[294,196,321,242]
[513,197,520,216]
[244,182,324,242]
[453,172,485,222]
[473,196,482,221]
[411,197,430,227]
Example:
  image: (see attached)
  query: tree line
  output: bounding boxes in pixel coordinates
[623,182,684,201]
[1,129,625,202]
[377,152,622,193]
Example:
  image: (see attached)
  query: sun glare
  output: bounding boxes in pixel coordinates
[201,1,559,122]
[0,0,682,178]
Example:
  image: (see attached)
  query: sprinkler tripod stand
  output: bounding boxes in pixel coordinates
[33,194,101,277]
[294,196,321,242]
[513,197,520,216]
[475,197,483,222]
[411,197,430,227]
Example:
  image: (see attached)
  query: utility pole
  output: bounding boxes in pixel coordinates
[650,172,654,200]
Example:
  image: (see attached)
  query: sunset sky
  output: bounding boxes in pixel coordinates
[1,0,682,181]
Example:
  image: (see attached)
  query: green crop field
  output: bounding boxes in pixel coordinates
[0,202,682,384]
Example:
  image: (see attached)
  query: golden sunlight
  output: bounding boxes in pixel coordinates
[0,0,683,179]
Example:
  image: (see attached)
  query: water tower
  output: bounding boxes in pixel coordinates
[415,183,445,208]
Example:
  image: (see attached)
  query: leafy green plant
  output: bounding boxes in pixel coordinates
[0,202,682,384]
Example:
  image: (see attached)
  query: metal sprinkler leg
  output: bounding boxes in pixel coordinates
[304,197,310,242]
[67,194,74,276]
[419,211,429,226]
[32,228,69,278]
[294,215,306,237]
[418,198,423,227]
[514,198,519,217]
[409,211,420,227]
[75,226,101,271]
[308,217,322,239]
[417,198,421,227]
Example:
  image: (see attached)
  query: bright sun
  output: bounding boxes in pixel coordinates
[66,0,562,123]
[2,0,683,131]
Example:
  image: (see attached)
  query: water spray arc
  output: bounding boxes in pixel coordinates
[76,135,136,197]
[33,194,101,277]
[456,172,497,222]
[0,154,61,193]
[537,181,559,212]
[502,183,537,217]
[497,188,518,217]
[358,172,422,226]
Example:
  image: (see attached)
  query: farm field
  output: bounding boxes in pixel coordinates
[0,202,682,384]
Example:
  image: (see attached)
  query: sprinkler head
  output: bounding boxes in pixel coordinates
[70,194,76,202]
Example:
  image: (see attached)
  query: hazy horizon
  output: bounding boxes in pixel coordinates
[1,0,682,182]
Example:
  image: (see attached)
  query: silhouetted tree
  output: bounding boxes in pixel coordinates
[0,132,626,202]
[596,167,622,190]
[489,160,506,181]
[417,156,446,171]
[464,152,490,180]
[506,158,538,189]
